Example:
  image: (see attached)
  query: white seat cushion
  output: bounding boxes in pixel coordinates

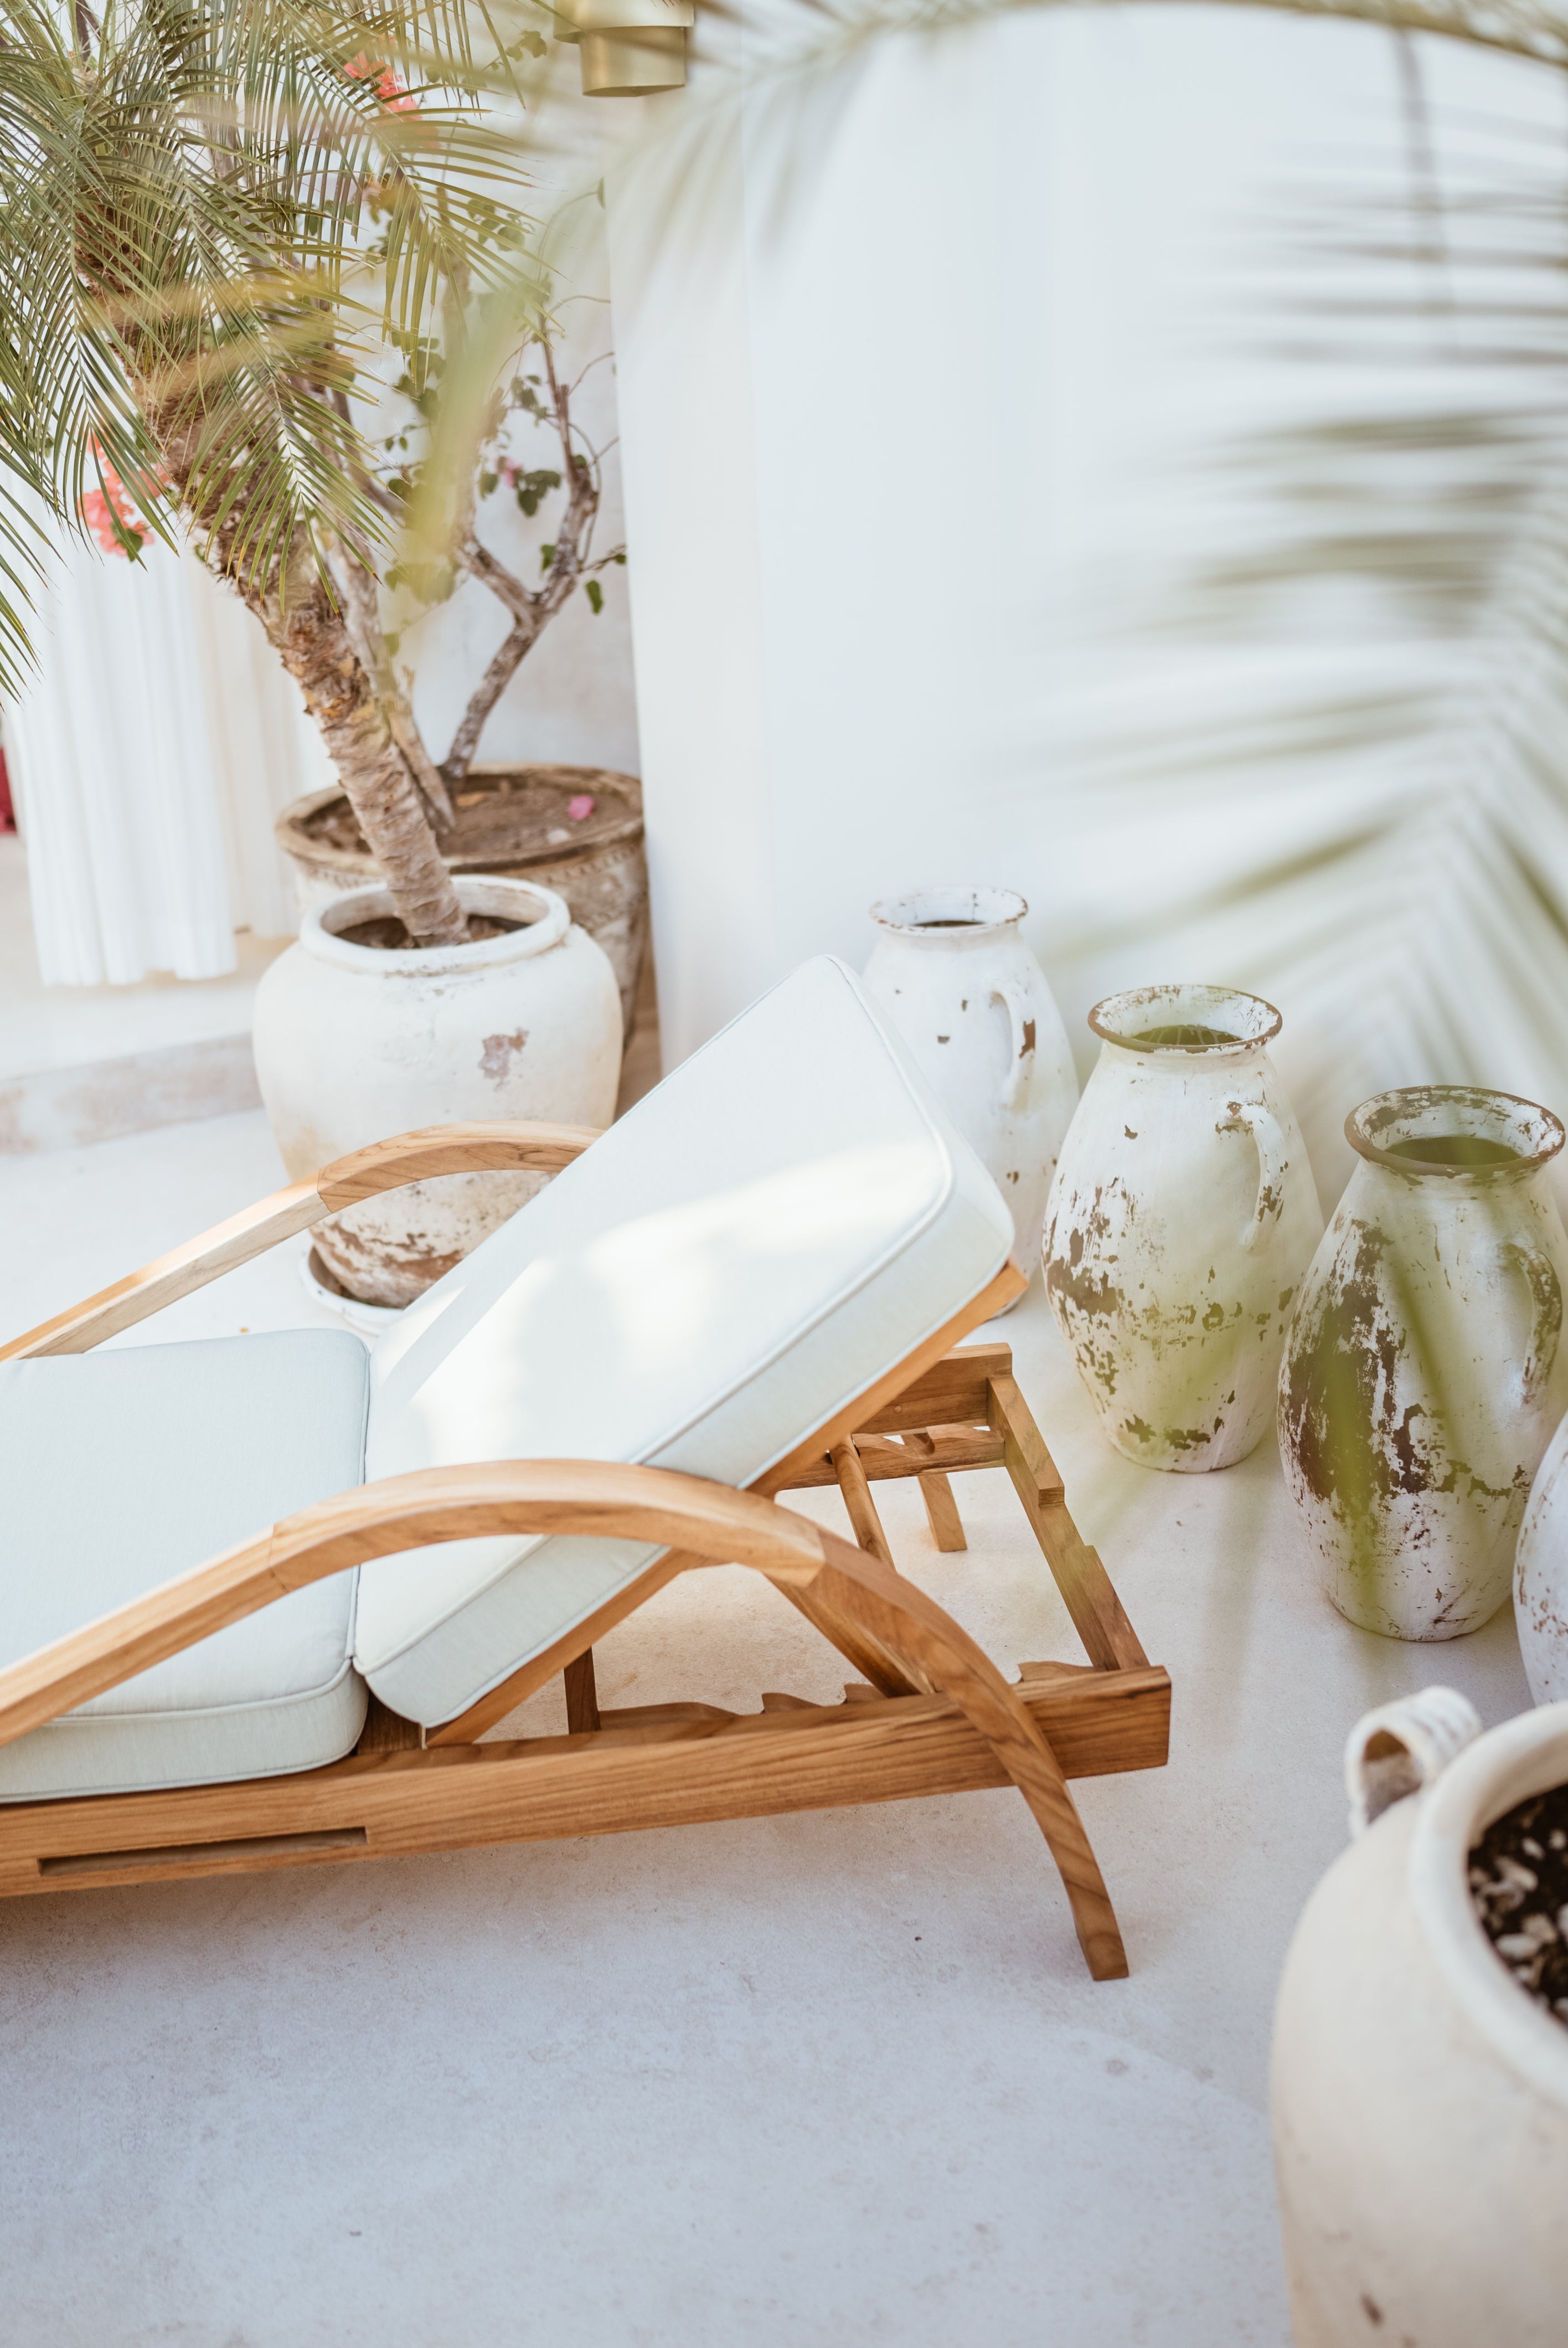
[355,956,1013,1727]
[0,1332,369,1802]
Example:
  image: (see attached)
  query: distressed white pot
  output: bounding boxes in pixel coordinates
[863,887,1077,1302]
[253,876,621,1308]
[1514,1412,1568,1707]
[1043,981,1323,1470]
[1281,1087,1568,1642]
[1274,1690,1568,2347]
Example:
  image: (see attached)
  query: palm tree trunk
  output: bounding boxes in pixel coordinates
[235,559,468,947]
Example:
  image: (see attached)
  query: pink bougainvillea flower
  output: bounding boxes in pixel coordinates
[79,446,145,558]
[344,50,417,111]
[566,794,595,822]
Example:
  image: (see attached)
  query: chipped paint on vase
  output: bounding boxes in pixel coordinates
[1043,982,1323,1471]
[1281,1086,1568,1642]
[863,888,1078,1303]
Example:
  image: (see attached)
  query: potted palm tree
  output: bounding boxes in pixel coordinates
[274,326,649,1037]
[0,0,624,1305]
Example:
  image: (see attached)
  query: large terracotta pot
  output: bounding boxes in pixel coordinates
[275,764,648,1037]
[1043,981,1323,1470]
[1273,1690,1568,2347]
[1281,1085,1568,1641]
[862,887,1078,1299]
[252,875,621,1307]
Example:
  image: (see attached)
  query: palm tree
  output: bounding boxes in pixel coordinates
[0,0,554,945]
[3,0,1564,964]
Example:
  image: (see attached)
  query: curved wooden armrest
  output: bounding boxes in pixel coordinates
[0,1459,1126,1979]
[0,1120,602,1361]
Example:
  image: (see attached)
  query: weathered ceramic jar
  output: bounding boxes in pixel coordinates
[1514,1414,1568,1706]
[1043,981,1323,1469]
[863,887,1078,1293]
[254,876,621,1308]
[1274,1690,1568,2347]
[1280,1085,1568,1641]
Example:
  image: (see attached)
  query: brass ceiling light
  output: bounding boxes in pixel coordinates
[560,0,694,95]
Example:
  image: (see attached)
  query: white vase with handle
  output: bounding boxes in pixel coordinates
[1281,1085,1568,1641]
[1043,980,1323,1470]
[1273,1688,1568,2347]
[863,887,1078,1302]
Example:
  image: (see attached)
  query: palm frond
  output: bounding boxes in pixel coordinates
[1047,114,1568,1200]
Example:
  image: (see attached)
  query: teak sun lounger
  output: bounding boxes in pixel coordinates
[0,960,1168,1980]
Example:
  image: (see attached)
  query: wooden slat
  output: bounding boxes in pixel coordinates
[0,1669,1170,1898]
[778,1427,1004,1491]
[563,1649,601,1734]
[855,1341,1015,1437]
[355,1695,424,1754]
[830,1440,898,1573]
[987,1375,1147,1673]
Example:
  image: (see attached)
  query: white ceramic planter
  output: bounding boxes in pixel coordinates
[253,876,621,1308]
[1281,1086,1568,1642]
[1043,981,1323,1470]
[862,887,1077,1300]
[1273,1690,1568,2347]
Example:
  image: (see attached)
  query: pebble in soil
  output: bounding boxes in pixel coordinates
[1469,1783,1568,2028]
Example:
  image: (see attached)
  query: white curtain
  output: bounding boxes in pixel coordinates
[4,526,331,985]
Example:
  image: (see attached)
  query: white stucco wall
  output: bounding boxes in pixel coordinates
[600,2,1560,1199]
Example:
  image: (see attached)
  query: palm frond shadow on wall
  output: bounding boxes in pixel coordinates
[1042,126,1568,1217]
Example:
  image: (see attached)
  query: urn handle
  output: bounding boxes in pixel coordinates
[1216,1101,1289,1255]
[1345,1687,1482,1838]
[991,979,1038,1114]
[1504,1242,1563,1407]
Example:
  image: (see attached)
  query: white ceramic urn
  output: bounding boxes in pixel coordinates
[253,875,621,1308]
[1273,1689,1568,2347]
[1043,981,1323,1470]
[863,887,1077,1294]
[1514,1418,1568,1706]
[1281,1085,1568,1642]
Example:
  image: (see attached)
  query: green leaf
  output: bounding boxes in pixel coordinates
[540,543,555,572]
[584,579,603,614]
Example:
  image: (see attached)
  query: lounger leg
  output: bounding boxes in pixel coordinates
[564,1649,601,1734]
[917,1472,966,1552]
[804,1526,1129,1980]
[987,1373,1147,1674]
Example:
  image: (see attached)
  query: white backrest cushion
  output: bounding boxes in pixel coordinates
[354,957,1013,1724]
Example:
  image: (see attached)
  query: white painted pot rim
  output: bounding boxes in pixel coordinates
[1412,1702,1568,2109]
[1089,981,1282,1057]
[1348,1084,1565,1181]
[869,885,1028,940]
[301,875,570,977]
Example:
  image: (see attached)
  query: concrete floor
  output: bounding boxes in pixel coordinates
[0,1110,1536,2346]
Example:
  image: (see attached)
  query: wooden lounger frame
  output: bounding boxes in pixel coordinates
[0,1123,1169,1981]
